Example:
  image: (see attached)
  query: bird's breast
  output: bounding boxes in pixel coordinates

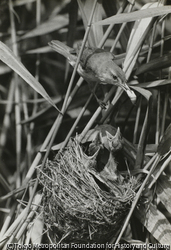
[77,64,99,83]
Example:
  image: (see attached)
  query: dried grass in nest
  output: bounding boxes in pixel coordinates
[38,138,139,244]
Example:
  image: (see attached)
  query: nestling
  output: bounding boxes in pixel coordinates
[100,128,123,181]
[49,40,136,104]
[86,126,124,195]
[88,126,123,181]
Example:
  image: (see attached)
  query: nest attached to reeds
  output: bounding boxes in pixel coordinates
[39,138,139,244]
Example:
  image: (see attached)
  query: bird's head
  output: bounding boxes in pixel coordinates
[99,61,136,103]
[106,128,123,153]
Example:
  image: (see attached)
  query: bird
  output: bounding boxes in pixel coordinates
[86,126,125,196]
[49,40,136,105]
[100,128,123,181]
[83,124,138,167]
[96,127,123,181]
[88,126,124,179]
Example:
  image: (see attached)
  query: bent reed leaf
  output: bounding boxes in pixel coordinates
[93,5,171,25]
[0,41,60,112]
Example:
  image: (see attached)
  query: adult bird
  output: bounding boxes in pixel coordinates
[49,40,136,105]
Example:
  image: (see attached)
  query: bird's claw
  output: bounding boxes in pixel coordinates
[99,101,107,110]
[96,98,107,109]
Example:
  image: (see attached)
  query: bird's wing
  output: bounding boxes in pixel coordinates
[48,40,77,66]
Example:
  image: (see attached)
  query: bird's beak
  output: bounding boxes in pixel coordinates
[118,79,136,104]
[106,128,121,141]
[114,127,121,140]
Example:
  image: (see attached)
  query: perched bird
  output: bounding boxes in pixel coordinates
[49,40,136,105]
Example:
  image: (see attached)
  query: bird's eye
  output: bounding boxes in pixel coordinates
[112,75,117,80]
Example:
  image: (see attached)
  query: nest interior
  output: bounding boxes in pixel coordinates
[39,138,139,244]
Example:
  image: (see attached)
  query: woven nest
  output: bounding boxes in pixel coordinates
[39,138,139,244]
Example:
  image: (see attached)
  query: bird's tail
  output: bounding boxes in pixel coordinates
[48,40,77,66]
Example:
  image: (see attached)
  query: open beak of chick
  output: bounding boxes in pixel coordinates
[106,127,121,143]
